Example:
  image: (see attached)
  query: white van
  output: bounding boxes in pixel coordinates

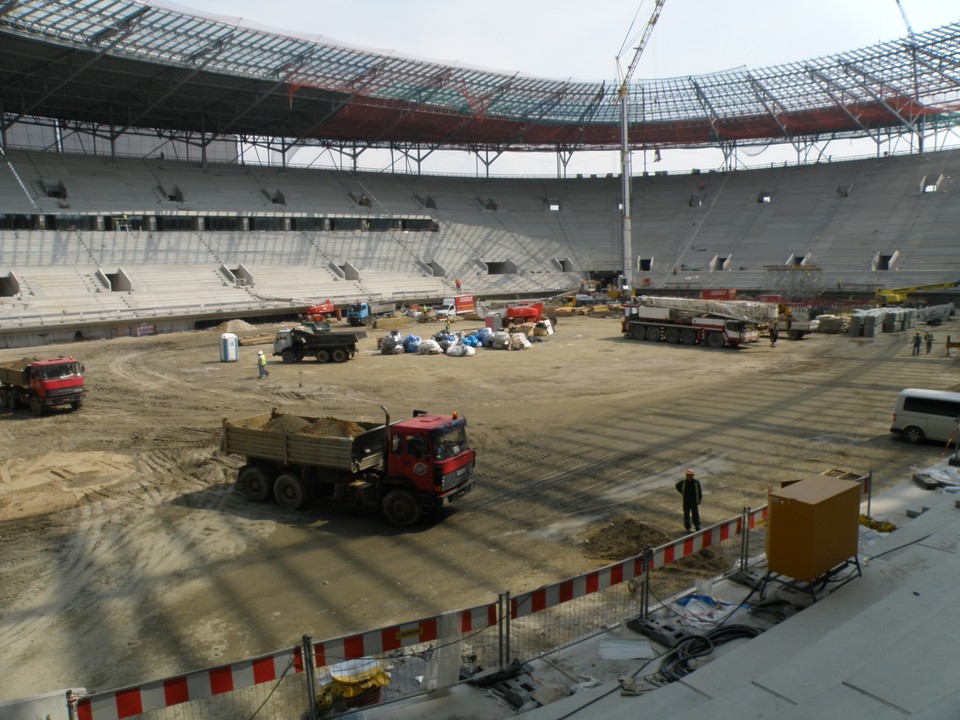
[890,388,960,444]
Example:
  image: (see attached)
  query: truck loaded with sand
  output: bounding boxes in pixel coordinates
[222,407,477,525]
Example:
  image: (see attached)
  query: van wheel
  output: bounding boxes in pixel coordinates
[903,426,925,444]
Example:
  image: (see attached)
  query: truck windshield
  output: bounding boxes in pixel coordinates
[434,426,470,460]
[42,362,80,379]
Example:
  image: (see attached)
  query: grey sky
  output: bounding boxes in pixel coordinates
[161,0,960,175]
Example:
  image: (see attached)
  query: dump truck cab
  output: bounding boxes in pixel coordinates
[386,410,475,506]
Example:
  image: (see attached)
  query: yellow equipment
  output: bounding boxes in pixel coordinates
[875,281,959,305]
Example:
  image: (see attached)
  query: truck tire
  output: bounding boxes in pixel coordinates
[903,426,925,444]
[645,326,660,341]
[665,327,680,344]
[6,389,17,410]
[707,332,725,348]
[239,465,273,502]
[331,348,349,363]
[628,325,644,340]
[29,396,43,416]
[274,473,306,510]
[788,330,803,340]
[281,350,297,364]
[680,329,696,345]
[315,349,331,363]
[382,489,422,526]
[70,400,83,411]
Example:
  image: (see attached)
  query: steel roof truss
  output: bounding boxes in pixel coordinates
[746,73,799,151]
[807,66,879,144]
[840,59,918,132]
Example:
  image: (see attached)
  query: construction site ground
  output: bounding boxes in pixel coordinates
[0,312,956,701]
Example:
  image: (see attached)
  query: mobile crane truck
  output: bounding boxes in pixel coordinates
[222,406,476,525]
[0,356,86,415]
[622,296,765,348]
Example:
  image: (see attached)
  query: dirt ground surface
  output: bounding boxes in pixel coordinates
[0,311,957,701]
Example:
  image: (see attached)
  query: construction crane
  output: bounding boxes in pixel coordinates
[616,0,666,298]
[895,0,915,38]
[875,281,959,305]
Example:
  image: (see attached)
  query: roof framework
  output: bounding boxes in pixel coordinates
[2,0,960,170]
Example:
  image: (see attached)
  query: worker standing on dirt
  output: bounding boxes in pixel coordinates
[924,331,934,355]
[676,469,703,533]
[257,350,269,378]
[769,322,779,348]
[912,331,922,356]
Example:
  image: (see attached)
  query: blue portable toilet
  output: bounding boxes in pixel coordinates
[219,333,239,362]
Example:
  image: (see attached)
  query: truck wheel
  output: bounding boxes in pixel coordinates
[70,400,83,411]
[665,328,680,344]
[903,426,925,444]
[274,473,306,510]
[29,396,43,416]
[315,349,331,363]
[680,329,696,345]
[788,330,803,340]
[382,489,422,526]
[281,350,296,364]
[6,389,17,410]
[645,326,660,341]
[707,332,725,348]
[239,466,273,502]
[331,348,349,363]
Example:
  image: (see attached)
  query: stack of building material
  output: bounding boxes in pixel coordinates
[816,315,850,333]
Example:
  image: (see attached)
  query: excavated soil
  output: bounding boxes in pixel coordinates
[0,313,956,701]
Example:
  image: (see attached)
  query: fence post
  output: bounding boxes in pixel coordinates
[66,690,78,720]
[302,635,318,720]
[640,546,653,620]
[740,507,750,571]
[504,591,511,669]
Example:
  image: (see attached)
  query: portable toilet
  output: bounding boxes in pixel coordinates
[219,333,239,362]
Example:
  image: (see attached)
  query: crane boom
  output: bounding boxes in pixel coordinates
[895,0,915,38]
[618,0,667,297]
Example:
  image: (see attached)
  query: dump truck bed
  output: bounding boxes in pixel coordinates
[292,328,366,348]
[0,359,32,386]
[222,410,385,473]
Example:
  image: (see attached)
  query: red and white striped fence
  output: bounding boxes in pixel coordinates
[76,509,767,720]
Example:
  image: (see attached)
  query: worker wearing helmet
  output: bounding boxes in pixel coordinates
[675,469,703,533]
[257,350,269,378]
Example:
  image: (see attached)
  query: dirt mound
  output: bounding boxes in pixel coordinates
[262,414,366,438]
[300,418,367,438]
[216,319,257,333]
[581,514,671,560]
[264,414,310,433]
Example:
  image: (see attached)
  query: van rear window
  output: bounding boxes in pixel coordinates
[903,396,960,418]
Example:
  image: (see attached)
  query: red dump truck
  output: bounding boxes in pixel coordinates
[0,356,86,415]
[222,407,476,525]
